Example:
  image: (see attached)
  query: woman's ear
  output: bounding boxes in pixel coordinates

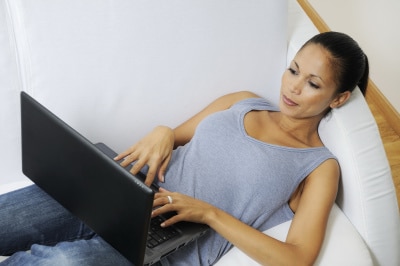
[330,91,351,109]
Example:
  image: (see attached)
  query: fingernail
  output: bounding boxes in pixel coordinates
[160,175,165,183]
[160,223,166,227]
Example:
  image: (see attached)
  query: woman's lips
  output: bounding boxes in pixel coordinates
[283,95,298,106]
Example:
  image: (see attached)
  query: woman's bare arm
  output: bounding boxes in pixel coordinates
[172,91,259,147]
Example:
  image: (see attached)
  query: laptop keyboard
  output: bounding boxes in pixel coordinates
[147,216,179,248]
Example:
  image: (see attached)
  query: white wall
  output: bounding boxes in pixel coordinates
[308,0,400,113]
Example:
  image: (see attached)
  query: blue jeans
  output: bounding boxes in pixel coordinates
[0,185,133,265]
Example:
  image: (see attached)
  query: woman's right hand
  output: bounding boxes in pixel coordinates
[114,126,175,186]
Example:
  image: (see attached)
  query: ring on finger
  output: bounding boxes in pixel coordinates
[167,195,173,204]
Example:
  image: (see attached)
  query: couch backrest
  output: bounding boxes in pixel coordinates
[1,0,287,185]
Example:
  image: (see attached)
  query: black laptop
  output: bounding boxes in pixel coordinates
[20,92,208,266]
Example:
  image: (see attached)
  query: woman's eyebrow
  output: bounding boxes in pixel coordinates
[294,60,324,82]
[311,74,323,82]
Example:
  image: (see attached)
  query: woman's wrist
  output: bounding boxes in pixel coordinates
[202,204,223,227]
[154,125,174,142]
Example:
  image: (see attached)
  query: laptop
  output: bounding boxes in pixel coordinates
[20,92,209,266]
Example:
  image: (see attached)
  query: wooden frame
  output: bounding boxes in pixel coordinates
[297,0,400,135]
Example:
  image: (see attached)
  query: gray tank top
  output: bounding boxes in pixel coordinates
[160,97,336,265]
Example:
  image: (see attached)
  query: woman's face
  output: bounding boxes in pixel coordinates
[279,43,343,120]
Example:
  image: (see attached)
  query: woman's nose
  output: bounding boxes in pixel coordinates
[290,78,302,95]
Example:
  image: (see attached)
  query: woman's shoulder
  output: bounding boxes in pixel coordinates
[226,91,278,111]
[219,91,260,107]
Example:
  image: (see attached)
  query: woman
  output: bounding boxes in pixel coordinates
[0,31,368,265]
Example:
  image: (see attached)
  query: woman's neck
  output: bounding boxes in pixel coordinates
[270,112,324,148]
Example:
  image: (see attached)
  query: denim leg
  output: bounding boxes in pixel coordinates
[0,185,95,255]
[0,185,134,265]
[0,236,132,266]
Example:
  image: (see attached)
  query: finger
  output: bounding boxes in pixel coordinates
[113,151,127,161]
[153,191,166,199]
[152,201,175,218]
[152,198,164,209]
[158,187,170,193]
[153,195,171,208]
[153,192,175,210]
[153,191,172,202]
[161,214,184,227]
[157,154,171,183]
[120,151,141,167]
[114,146,136,161]
[144,170,156,187]
[129,164,144,177]
[144,160,162,186]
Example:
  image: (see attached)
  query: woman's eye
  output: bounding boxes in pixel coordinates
[309,82,320,89]
[288,68,297,75]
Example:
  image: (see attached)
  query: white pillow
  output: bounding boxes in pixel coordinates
[215,204,373,266]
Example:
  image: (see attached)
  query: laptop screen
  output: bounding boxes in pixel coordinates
[20,92,154,265]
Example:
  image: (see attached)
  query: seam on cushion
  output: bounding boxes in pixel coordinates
[4,0,33,94]
[331,109,369,242]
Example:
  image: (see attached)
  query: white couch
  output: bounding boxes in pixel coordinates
[0,0,399,265]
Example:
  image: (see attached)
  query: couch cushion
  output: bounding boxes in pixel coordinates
[215,204,373,266]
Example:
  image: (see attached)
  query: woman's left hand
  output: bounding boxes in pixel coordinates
[152,188,215,227]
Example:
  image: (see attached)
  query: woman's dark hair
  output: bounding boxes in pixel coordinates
[301,31,369,96]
